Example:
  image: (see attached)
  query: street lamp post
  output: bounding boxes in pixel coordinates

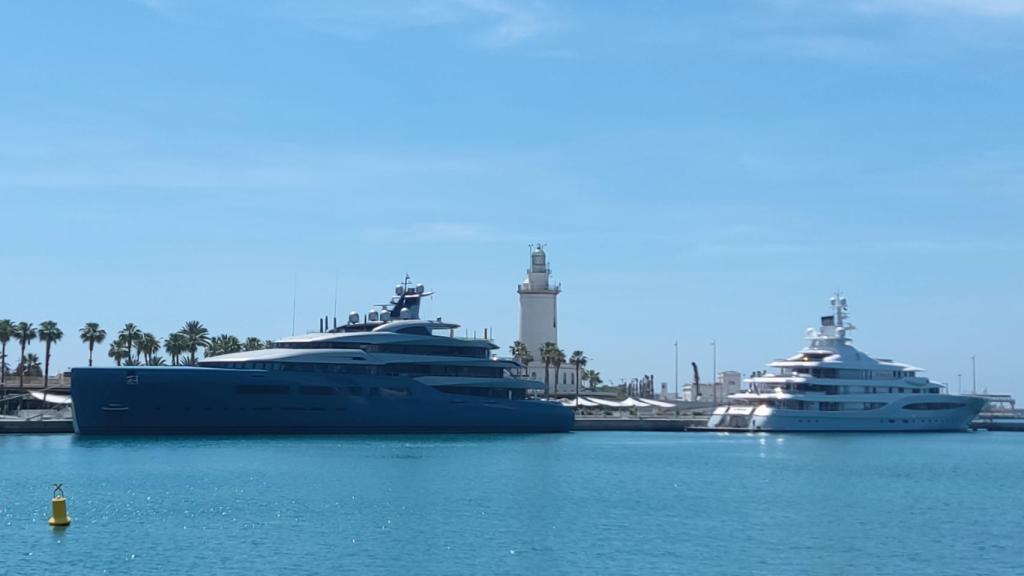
[711,339,717,404]
[674,341,679,399]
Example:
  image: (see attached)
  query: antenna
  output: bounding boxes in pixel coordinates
[972,355,977,395]
[333,270,339,321]
[291,275,297,336]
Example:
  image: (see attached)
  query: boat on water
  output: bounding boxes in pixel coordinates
[71,280,574,435]
[707,294,985,432]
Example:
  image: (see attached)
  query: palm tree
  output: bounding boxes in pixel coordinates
[584,369,602,390]
[147,355,167,366]
[179,321,210,365]
[108,338,129,366]
[38,321,63,385]
[551,347,566,396]
[12,322,37,387]
[263,340,275,350]
[0,319,13,385]
[119,323,141,364]
[137,333,160,365]
[509,341,532,377]
[539,342,560,398]
[206,334,242,357]
[569,350,588,400]
[243,337,264,352]
[164,333,188,366]
[18,353,42,377]
[79,322,106,367]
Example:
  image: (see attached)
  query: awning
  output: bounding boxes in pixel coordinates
[29,391,73,405]
[585,397,626,407]
[561,397,600,407]
[637,398,675,408]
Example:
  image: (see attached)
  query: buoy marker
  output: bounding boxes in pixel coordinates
[48,483,71,527]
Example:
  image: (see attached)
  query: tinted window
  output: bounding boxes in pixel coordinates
[905,402,965,411]
[236,385,289,395]
[300,385,335,396]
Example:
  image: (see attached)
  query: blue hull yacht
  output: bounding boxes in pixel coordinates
[71,280,573,435]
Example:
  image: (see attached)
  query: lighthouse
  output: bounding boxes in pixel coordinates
[518,244,561,369]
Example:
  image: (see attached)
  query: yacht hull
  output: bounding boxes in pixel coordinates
[71,367,574,435]
[707,396,986,432]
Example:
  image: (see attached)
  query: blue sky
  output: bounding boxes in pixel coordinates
[2,0,1022,396]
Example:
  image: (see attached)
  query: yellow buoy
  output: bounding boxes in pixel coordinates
[48,483,71,527]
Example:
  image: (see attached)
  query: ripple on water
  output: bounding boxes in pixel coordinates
[0,432,1021,576]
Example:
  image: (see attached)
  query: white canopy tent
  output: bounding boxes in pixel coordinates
[637,398,675,408]
[584,397,627,408]
[561,397,600,407]
[29,391,73,405]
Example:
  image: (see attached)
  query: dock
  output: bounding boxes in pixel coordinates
[0,417,1021,434]
[573,417,706,432]
[970,419,1024,432]
[0,418,74,434]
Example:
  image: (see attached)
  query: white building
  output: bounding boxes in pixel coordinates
[517,245,580,395]
[681,370,743,403]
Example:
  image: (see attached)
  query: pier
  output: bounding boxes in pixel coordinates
[970,419,1024,432]
[573,417,706,431]
[0,418,73,434]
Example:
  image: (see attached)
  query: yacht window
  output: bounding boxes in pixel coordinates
[380,387,410,398]
[436,385,513,398]
[300,385,335,396]
[905,402,965,410]
[236,385,290,395]
[394,326,432,335]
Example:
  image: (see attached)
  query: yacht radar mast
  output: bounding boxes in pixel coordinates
[806,292,855,344]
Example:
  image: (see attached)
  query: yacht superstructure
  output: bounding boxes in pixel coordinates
[707,295,984,432]
[71,279,573,435]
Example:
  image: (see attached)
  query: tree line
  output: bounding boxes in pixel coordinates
[508,340,602,398]
[0,319,270,387]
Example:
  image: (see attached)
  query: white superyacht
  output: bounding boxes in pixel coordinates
[707,295,984,432]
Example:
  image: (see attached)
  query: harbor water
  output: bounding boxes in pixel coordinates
[2,431,1022,576]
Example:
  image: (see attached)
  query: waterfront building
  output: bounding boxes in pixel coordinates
[681,371,742,403]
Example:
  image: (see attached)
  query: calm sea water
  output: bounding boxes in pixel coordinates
[2,431,1021,576]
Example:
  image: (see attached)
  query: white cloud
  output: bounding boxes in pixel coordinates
[855,0,1024,18]
[457,0,550,46]
[131,0,553,47]
[362,221,494,242]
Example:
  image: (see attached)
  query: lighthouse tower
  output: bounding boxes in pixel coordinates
[518,244,561,361]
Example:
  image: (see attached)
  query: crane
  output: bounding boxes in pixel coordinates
[691,362,701,400]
